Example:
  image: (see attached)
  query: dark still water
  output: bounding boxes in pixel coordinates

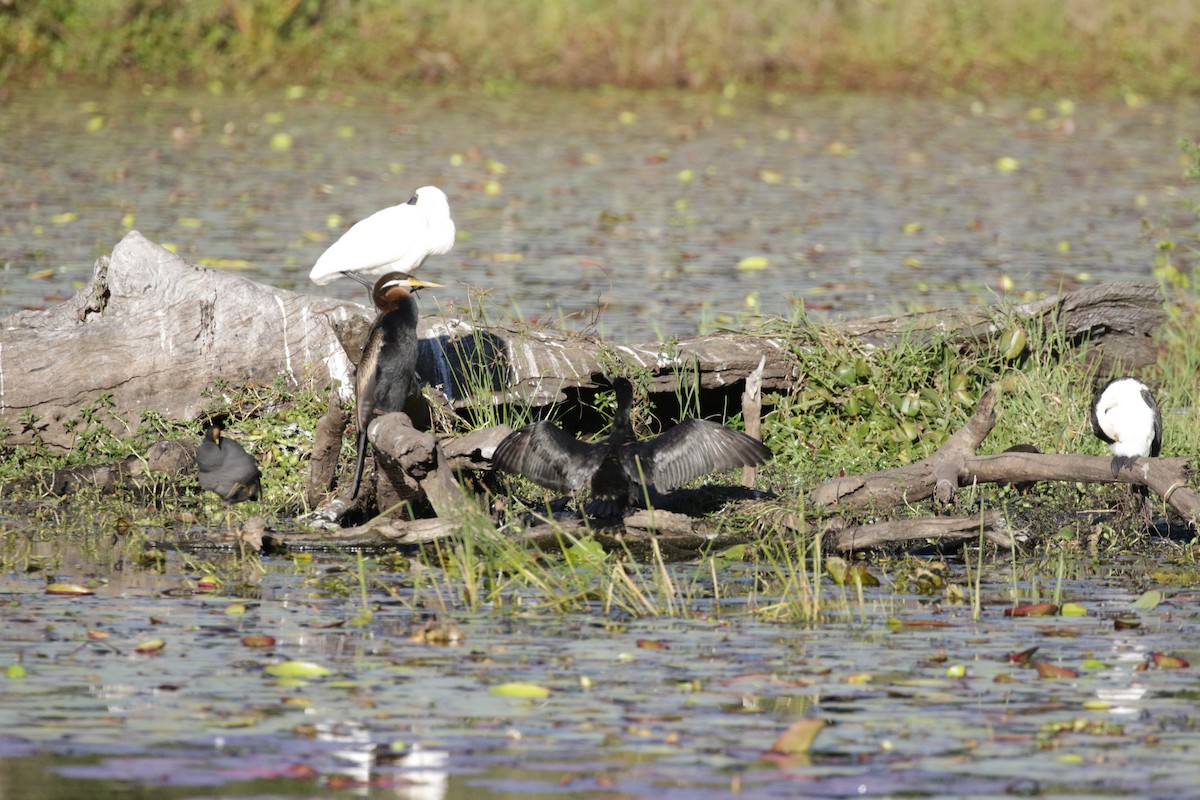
[1,87,1194,341]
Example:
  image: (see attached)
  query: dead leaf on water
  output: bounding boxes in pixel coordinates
[1004,603,1058,617]
[1007,646,1039,665]
[636,639,669,650]
[241,635,276,648]
[135,639,166,654]
[768,718,826,755]
[45,583,94,596]
[1033,661,1077,679]
[1150,652,1189,669]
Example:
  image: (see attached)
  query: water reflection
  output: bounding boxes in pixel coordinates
[1,88,1192,342]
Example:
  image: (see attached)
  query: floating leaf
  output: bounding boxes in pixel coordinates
[1059,603,1087,617]
[825,557,880,587]
[1004,602,1057,617]
[636,639,669,650]
[736,256,770,271]
[136,639,166,654]
[995,156,1020,173]
[489,682,550,699]
[945,664,967,678]
[45,583,94,596]
[1007,646,1038,664]
[1131,590,1162,610]
[769,718,826,755]
[269,132,293,151]
[241,635,276,648]
[6,665,27,679]
[1150,652,1189,669]
[1114,618,1141,631]
[266,660,332,679]
[1033,661,1078,679]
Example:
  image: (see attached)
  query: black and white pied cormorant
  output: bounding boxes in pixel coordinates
[1090,376,1162,478]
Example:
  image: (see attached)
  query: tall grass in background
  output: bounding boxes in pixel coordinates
[4,0,1200,95]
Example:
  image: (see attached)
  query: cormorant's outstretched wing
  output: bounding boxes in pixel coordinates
[631,419,771,492]
[492,421,604,493]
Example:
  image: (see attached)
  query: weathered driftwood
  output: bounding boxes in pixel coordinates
[808,381,1200,531]
[1,232,361,450]
[14,439,194,497]
[828,510,1012,553]
[834,280,1166,375]
[0,232,1166,451]
[960,453,1200,524]
[308,414,510,523]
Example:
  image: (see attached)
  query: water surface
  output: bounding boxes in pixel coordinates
[0,546,1194,799]
[1,87,1193,341]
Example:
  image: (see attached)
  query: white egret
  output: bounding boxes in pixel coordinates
[308,186,455,287]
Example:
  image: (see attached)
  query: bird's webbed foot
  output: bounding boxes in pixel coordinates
[1110,455,1138,478]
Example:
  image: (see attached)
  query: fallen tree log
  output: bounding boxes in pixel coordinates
[828,510,1012,553]
[0,232,1167,450]
[809,381,1200,530]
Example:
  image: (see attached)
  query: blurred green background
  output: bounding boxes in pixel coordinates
[4,0,1199,94]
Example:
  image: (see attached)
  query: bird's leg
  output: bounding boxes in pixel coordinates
[348,271,374,288]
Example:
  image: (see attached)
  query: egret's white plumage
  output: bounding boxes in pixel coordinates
[1090,376,1162,477]
[308,186,455,287]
